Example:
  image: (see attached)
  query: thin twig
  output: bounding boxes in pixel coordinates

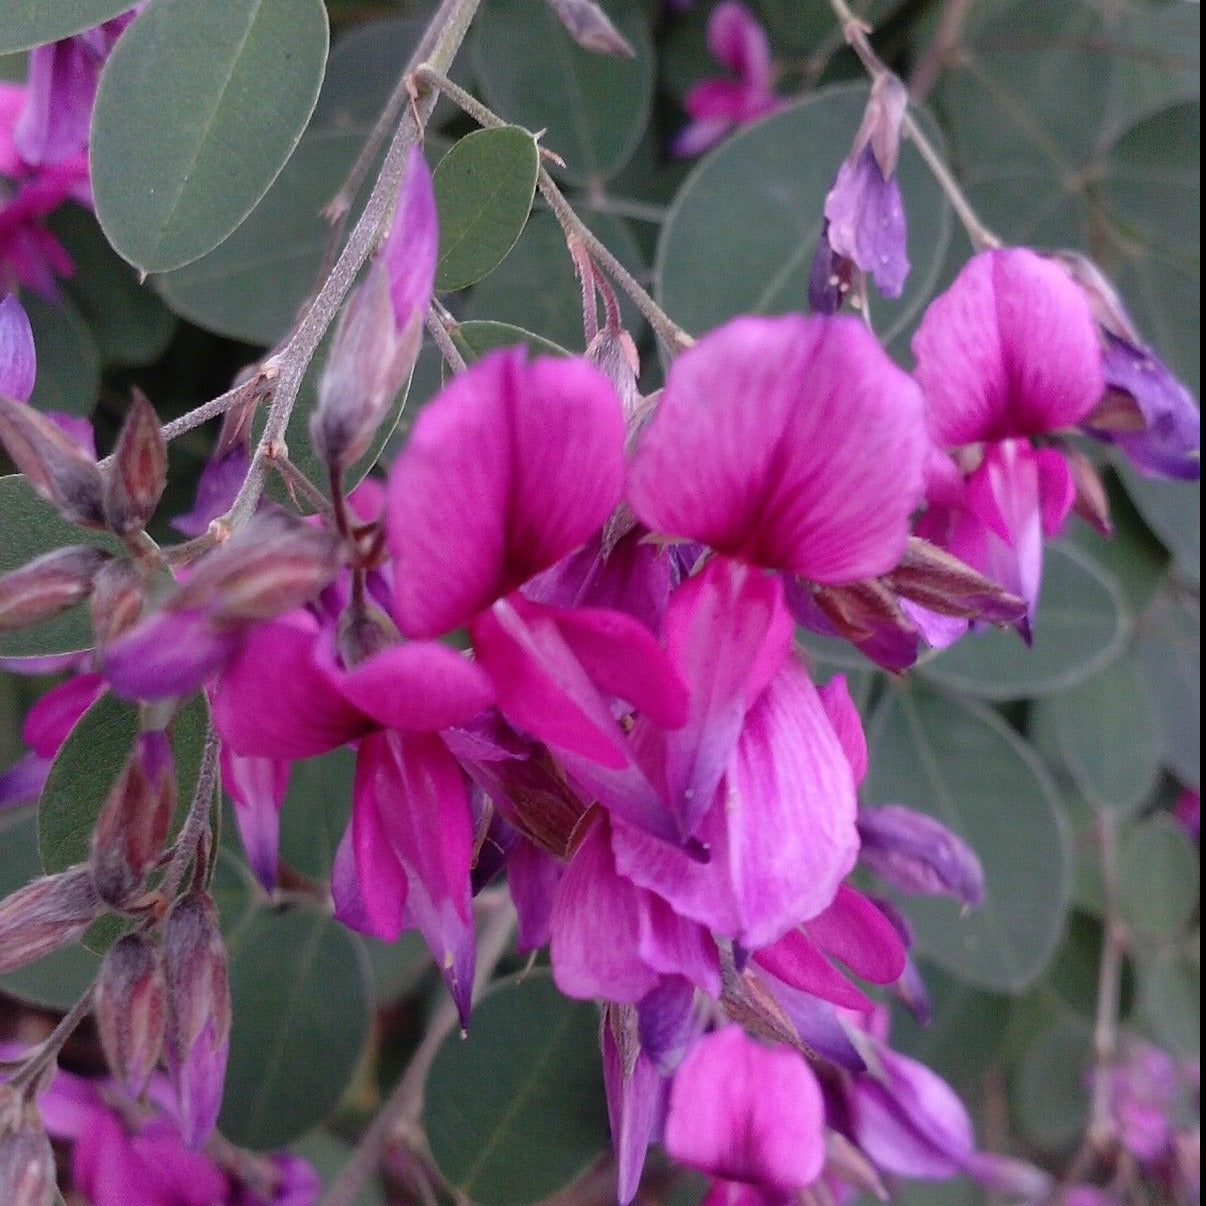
[411,65,695,355]
[909,0,973,100]
[318,894,517,1206]
[273,454,337,521]
[1088,808,1126,1150]
[425,302,468,374]
[160,722,221,904]
[822,0,1001,252]
[223,0,483,534]
[158,370,276,445]
[7,989,95,1094]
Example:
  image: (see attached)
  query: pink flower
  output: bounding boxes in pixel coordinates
[672,3,782,157]
[664,1026,826,1189]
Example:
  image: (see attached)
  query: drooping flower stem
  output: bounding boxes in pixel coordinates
[822,0,1001,252]
[425,301,469,374]
[3,989,95,1094]
[221,0,483,534]
[159,723,221,905]
[410,64,695,355]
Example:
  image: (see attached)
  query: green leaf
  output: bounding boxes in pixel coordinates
[38,691,210,875]
[472,0,654,186]
[0,806,99,1009]
[655,84,951,349]
[451,321,568,363]
[221,906,373,1150]
[434,127,540,292]
[1035,654,1162,817]
[920,543,1129,701]
[0,476,122,660]
[1134,589,1199,785]
[49,205,177,367]
[0,0,134,52]
[1121,462,1201,586]
[276,747,354,880]
[1012,1018,1091,1150]
[23,291,100,418]
[1117,816,1199,942]
[863,683,1070,991]
[90,0,329,272]
[426,970,607,1204]
[464,210,645,351]
[1140,948,1200,1059]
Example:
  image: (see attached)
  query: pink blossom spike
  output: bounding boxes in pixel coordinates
[336,641,495,732]
[385,144,438,331]
[508,838,563,953]
[801,884,906,985]
[21,671,105,757]
[387,349,626,638]
[725,660,859,947]
[602,1007,665,1206]
[103,607,243,701]
[332,819,395,940]
[817,673,868,785]
[707,3,772,88]
[220,748,288,893]
[0,293,36,403]
[751,929,874,1011]
[628,314,928,582]
[212,613,372,759]
[664,1026,826,1189]
[913,248,1105,446]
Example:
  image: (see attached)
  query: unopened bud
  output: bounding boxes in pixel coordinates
[89,557,148,649]
[95,932,166,1099]
[860,71,908,178]
[825,1130,888,1202]
[164,889,230,1149]
[0,866,102,973]
[719,958,802,1053]
[90,731,175,908]
[1051,250,1140,344]
[337,601,400,668]
[169,509,342,622]
[813,577,914,644]
[882,537,1028,625]
[0,545,109,632]
[544,0,634,55]
[0,395,105,528]
[104,390,167,535]
[1058,442,1112,535]
[857,804,985,906]
[0,1089,55,1206]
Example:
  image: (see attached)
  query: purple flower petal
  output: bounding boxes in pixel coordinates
[823,145,909,298]
[0,292,36,402]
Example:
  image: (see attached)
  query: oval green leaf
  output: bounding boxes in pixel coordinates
[434,126,540,292]
[426,970,607,1204]
[472,0,654,186]
[1036,654,1162,817]
[220,906,372,1150]
[90,0,329,272]
[920,543,1129,701]
[23,291,100,418]
[0,475,122,660]
[0,0,133,52]
[38,691,210,874]
[655,84,952,348]
[1134,588,1200,786]
[1117,816,1199,942]
[1140,949,1200,1059]
[1012,1018,1091,1149]
[1121,462,1201,586]
[0,806,100,1009]
[863,683,1070,991]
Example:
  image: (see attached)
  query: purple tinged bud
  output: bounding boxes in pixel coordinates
[104,389,168,535]
[544,0,636,56]
[1060,442,1112,535]
[858,804,985,906]
[103,606,242,701]
[0,865,102,973]
[1054,250,1142,344]
[164,889,230,1150]
[881,537,1028,626]
[861,72,908,180]
[0,1089,55,1206]
[0,394,106,528]
[89,557,148,649]
[0,294,36,404]
[312,146,435,470]
[90,730,176,907]
[0,545,109,633]
[94,931,166,1099]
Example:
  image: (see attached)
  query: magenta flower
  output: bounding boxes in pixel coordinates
[672,2,782,157]
[214,607,493,1021]
[0,292,35,402]
[664,1026,826,1189]
[857,804,985,905]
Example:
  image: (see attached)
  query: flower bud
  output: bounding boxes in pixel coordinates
[168,509,342,623]
[857,804,984,905]
[164,889,230,1149]
[94,932,166,1099]
[0,545,109,632]
[1059,442,1112,536]
[0,394,105,528]
[89,556,148,649]
[0,865,102,973]
[0,1089,55,1206]
[545,0,635,56]
[90,731,175,908]
[0,293,36,404]
[104,389,167,535]
[882,536,1028,625]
